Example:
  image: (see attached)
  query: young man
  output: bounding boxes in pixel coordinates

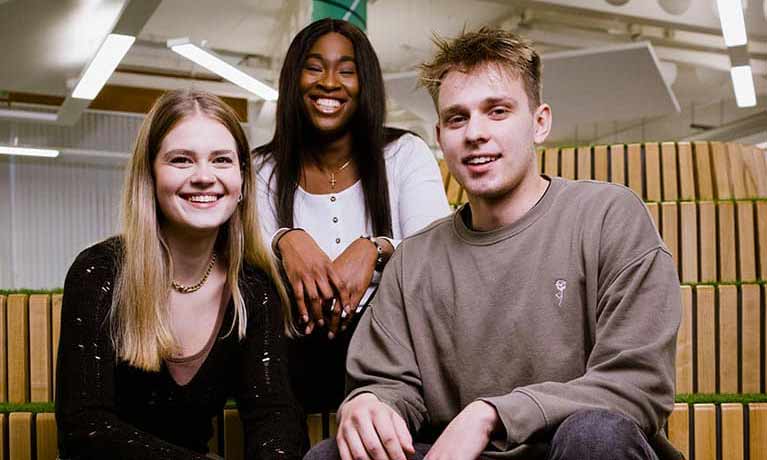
[307,28,682,460]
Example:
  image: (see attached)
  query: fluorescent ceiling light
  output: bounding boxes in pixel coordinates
[0,146,60,158]
[716,0,748,47]
[168,39,278,101]
[72,33,136,100]
[730,65,757,108]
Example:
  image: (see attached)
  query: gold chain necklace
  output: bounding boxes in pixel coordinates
[328,158,352,189]
[171,251,217,294]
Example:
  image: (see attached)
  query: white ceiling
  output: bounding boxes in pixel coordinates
[1,0,765,146]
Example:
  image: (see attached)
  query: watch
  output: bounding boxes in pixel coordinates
[362,235,386,272]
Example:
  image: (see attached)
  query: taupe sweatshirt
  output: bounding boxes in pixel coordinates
[343,177,682,459]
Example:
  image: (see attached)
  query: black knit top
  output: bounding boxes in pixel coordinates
[55,237,306,459]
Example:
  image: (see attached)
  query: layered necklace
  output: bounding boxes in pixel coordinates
[171,251,217,294]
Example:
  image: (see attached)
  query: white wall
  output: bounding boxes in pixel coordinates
[0,155,124,289]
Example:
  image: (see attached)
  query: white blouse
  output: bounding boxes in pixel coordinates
[255,133,451,305]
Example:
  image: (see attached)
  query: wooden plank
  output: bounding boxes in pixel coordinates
[627,143,643,198]
[694,404,717,460]
[645,143,662,202]
[680,202,698,283]
[51,293,63,395]
[223,408,244,460]
[742,145,759,198]
[7,294,29,403]
[693,141,714,200]
[329,413,338,438]
[710,142,732,199]
[536,148,543,174]
[36,412,58,460]
[576,146,591,180]
[594,145,608,182]
[697,286,717,393]
[737,201,756,281]
[544,147,559,177]
[208,415,219,455]
[0,414,5,460]
[677,142,696,200]
[0,296,6,403]
[29,294,52,402]
[749,403,767,460]
[727,143,748,199]
[667,404,689,459]
[758,202,767,281]
[741,284,761,393]
[720,403,744,460]
[661,203,679,272]
[718,202,737,282]
[699,202,717,282]
[438,160,450,187]
[719,285,738,393]
[560,147,575,180]
[746,145,767,197]
[609,144,625,185]
[307,413,323,446]
[646,203,660,233]
[661,142,679,201]
[676,286,693,394]
[445,173,463,206]
[9,412,32,460]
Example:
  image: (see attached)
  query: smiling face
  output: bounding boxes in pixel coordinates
[299,32,360,136]
[153,113,243,237]
[436,64,551,204]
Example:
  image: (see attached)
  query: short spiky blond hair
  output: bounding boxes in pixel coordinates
[419,27,542,111]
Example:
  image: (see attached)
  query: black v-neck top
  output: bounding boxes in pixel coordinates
[55,237,307,459]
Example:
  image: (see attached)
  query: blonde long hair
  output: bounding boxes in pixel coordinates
[112,89,292,371]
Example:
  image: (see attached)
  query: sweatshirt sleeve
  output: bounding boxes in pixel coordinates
[341,248,428,432]
[55,244,208,460]
[481,187,680,448]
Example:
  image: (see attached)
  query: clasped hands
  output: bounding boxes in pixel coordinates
[337,393,500,460]
[278,230,385,338]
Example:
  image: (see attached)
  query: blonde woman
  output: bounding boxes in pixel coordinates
[55,90,306,459]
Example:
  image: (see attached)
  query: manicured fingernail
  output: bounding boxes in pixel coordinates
[318,319,325,327]
[341,324,347,332]
[302,314,309,323]
[330,299,336,313]
[327,331,335,340]
[344,305,351,314]
[341,310,348,319]
[305,325,313,334]
[355,305,363,314]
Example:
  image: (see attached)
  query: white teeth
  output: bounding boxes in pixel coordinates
[316,98,341,108]
[187,195,218,203]
[467,156,497,165]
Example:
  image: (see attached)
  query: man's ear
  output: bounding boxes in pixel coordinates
[435,122,443,151]
[533,103,552,145]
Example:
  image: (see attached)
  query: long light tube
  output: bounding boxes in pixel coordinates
[168,39,278,101]
[716,0,748,47]
[72,34,136,100]
[730,65,757,108]
[0,146,60,158]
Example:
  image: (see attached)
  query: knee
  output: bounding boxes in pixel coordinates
[304,438,341,460]
[549,409,654,460]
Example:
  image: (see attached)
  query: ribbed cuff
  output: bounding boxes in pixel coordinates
[479,390,547,449]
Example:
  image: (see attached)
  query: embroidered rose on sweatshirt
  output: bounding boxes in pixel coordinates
[555,279,567,306]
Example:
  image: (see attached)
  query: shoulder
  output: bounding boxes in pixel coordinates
[556,178,646,216]
[66,236,122,281]
[399,212,455,246]
[383,131,432,161]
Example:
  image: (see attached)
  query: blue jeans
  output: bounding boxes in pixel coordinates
[304,409,660,460]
